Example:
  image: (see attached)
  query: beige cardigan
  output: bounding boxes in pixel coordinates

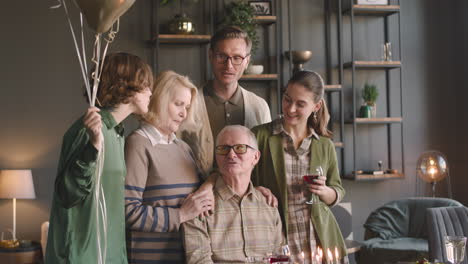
[178,84,271,175]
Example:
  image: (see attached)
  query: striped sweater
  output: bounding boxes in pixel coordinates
[124,124,201,264]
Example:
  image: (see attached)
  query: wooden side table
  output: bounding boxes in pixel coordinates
[0,241,42,264]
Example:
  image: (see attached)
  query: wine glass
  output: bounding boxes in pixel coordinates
[265,245,291,263]
[303,166,323,205]
[445,236,467,264]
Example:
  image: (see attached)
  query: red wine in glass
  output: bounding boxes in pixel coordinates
[303,174,319,184]
[268,256,290,263]
[304,166,323,204]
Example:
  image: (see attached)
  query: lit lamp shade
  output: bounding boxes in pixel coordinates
[416,151,448,183]
[0,170,36,199]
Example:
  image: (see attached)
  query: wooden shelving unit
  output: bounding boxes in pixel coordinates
[337,0,404,181]
[334,142,344,148]
[324,84,342,92]
[344,172,404,181]
[156,34,211,44]
[254,15,277,25]
[240,74,278,81]
[353,117,403,124]
[344,60,402,69]
[347,5,400,16]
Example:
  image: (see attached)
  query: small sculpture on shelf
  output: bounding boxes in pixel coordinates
[284,50,313,74]
[360,83,379,118]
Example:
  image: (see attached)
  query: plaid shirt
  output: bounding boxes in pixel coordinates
[272,118,319,264]
[182,176,284,264]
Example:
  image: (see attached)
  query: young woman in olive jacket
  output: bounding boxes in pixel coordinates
[251,71,348,263]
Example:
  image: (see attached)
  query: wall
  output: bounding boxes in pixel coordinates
[0,0,466,252]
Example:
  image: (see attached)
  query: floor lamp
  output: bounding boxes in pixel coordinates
[0,169,36,244]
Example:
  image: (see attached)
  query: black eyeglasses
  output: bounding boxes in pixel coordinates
[213,53,250,66]
[215,144,256,155]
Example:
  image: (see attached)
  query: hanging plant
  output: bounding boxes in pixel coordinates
[220,0,259,55]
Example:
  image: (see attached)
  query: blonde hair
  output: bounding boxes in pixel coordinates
[142,70,198,127]
[287,70,332,138]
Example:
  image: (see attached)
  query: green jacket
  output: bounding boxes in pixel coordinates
[251,121,347,257]
[45,109,128,264]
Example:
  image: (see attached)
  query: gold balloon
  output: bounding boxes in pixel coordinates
[416,151,449,183]
[75,0,136,33]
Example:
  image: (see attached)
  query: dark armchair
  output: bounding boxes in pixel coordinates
[356,197,463,264]
[427,206,468,264]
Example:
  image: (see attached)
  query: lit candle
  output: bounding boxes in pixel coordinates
[334,247,339,264]
[318,247,323,264]
[327,248,333,264]
[301,251,305,264]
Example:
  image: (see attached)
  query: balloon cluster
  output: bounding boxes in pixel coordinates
[51,0,136,106]
[76,0,136,33]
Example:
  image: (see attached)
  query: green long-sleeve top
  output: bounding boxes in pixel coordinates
[251,121,348,258]
[45,109,128,264]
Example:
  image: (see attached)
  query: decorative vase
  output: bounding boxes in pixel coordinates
[168,13,195,34]
[368,103,377,118]
[359,105,372,118]
[244,64,264,75]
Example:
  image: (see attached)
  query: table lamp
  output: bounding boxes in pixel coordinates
[416,151,451,197]
[0,169,36,243]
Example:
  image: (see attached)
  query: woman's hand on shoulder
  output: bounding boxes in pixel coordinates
[179,189,214,223]
[83,107,103,151]
[255,186,278,208]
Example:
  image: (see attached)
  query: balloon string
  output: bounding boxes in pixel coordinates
[91,35,101,106]
[94,140,106,264]
[60,0,92,105]
[80,13,89,82]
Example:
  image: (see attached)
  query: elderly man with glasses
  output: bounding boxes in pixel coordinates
[178,26,271,176]
[182,125,284,264]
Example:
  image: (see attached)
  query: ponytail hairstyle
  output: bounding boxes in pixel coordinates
[287,70,332,138]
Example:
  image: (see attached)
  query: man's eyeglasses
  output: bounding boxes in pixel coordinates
[213,53,250,66]
[215,144,256,155]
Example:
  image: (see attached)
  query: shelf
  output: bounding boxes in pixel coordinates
[324,84,342,92]
[240,74,278,81]
[352,117,403,124]
[344,60,401,69]
[346,5,401,16]
[155,34,211,44]
[254,15,277,25]
[334,142,344,148]
[344,172,404,181]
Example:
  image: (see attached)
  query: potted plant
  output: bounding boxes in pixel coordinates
[360,83,379,118]
[220,1,262,74]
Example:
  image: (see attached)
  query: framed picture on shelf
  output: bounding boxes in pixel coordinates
[248,1,272,16]
[355,0,388,5]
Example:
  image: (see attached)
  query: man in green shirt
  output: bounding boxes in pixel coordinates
[45,53,153,264]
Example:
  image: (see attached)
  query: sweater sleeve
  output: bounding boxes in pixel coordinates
[124,134,181,233]
[55,125,98,209]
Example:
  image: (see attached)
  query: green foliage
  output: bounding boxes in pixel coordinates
[362,83,379,105]
[160,0,175,5]
[220,0,259,55]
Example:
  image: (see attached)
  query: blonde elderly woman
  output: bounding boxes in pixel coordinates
[124,71,214,263]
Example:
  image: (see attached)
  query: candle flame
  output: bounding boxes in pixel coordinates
[327,248,333,261]
[318,247,323,257]
[301,251,304,259]
[335,247,339,260]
